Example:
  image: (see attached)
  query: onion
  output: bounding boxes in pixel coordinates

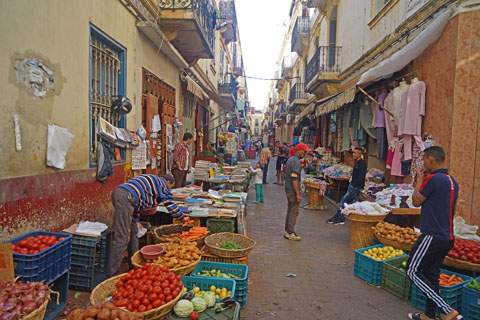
[21,301,38,315]
[36,289,47,298]
[22,294,35,303]
[16,283,30,291]
[0,312,14,320]
[1,302,16,312]
[6,287,20,297]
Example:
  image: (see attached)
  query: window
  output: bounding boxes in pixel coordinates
[374,0,391,15]
[328,5,337,68]
[254,128,259,135]
[220,48,224,81]
[255,119,259,126]
[183,95,193,119]
[89,24,126,165]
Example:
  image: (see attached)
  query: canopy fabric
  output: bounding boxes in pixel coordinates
[315,86,357,116]
[296,101,315,123]
[186,77,204,100]
[357,9,451,86]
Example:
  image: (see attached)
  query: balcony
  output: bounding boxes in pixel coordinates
[289,83,310,112]
[218,74,237,109]
[305,46,342,93]
[306,0,328,8]
[291,17,310,54]
[281,56,293,79]
[219,1,237,44]
[158,0,215,63]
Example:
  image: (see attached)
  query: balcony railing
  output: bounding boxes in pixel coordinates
[219,74,237,98]
[291,16,310,53]
[219,1,237,43]
[158,0,216,56]
[289,83,308,104]
[305,46,342,86]
[278,101,287,114]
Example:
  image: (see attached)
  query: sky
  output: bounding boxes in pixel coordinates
[235,0,292,112]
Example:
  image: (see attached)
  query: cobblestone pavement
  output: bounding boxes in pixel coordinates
[241,158,415,320]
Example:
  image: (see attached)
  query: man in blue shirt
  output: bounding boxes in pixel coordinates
[106,174,189,277]
[407,146,461,320]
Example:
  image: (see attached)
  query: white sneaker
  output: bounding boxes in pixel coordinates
[284,232,301,241]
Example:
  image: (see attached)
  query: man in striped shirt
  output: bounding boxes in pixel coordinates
[106,174,189,277]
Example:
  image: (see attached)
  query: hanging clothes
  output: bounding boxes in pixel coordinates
[350,103,367,146]
[399,81,426,136]
[97,141,115,182]
[384,92,397,144]
[391,140,404,177]
[374,91,388,128]
[392,84,409,128]
[376,127,388,159]
[359,102,377,139]
[411,138,426,185]
[341,107,351,152]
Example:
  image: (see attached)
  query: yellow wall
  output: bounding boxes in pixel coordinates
[0,0,181,179]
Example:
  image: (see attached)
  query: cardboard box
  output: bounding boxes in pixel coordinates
[0,243,14,285]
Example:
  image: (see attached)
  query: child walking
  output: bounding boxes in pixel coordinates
[251,162,264,203]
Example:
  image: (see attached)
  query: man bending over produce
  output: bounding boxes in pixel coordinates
[106,174,189,278]
[407,146,462,320]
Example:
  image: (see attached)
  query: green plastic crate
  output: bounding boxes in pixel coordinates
[207,218,236,234]
[381,255,411,300]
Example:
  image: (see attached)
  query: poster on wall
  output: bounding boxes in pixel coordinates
[132,141,147,170]
[406,0,429,18]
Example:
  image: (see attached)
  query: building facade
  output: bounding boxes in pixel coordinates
[0,0,249,239]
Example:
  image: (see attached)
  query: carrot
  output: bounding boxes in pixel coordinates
[447,274,456,283]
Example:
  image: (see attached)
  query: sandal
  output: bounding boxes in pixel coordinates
[408,313,433,320]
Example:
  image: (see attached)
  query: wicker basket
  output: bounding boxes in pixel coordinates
[90,273,183,320]
[152,224,207,247]
[131,249,201,276]
[204,233,255,258]
[443,256,480,272]
[374,232,414,251]
[345,213,388,251]
[23,292,52,320]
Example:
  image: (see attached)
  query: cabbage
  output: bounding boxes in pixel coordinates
[174,299,194,318]
[202,291,216,307]
[191,297,207,312]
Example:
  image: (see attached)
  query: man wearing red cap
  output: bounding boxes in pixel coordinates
[284,142,310,241]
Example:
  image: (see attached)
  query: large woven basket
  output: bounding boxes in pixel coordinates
[374,231,414,251]
[23,291,53,320]
[91,273,183,320]
[152,224,207,247]
[345,213,388,251]
[131,249,201,276]
[443,256,480,272]
[204,233,255,258]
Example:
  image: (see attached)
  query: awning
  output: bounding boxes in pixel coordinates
[357,9,451,86]
[315,86,357,116]
[186,77,204,100]
[296,101,315,123]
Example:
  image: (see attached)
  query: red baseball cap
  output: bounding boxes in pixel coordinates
[295,143,311,152]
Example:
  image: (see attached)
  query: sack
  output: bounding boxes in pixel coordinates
[454,216,480,241]
[46,124,74,169]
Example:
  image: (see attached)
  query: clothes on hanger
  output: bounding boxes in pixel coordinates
[374,91,388,128]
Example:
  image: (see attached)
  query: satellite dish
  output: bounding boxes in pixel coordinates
[112,97,133,115]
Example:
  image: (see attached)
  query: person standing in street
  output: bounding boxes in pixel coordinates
[250,162,264,204]
[259,146,272,184]
[326,147,367,225]
[106,174,189,278]
[284,143,311,241]
[406,146,462,320]
[172,132,194,188]
[274,141,287,186]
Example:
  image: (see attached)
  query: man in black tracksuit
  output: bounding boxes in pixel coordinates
[407,146,462,320]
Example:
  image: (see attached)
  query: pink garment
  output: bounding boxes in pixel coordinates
[399,81,426,136]
[386,148,394,169]
[391,141,404,177]
[403,135,425,161]
[411,140,426,186]
[374,91,388,128]
[384,93,397,144]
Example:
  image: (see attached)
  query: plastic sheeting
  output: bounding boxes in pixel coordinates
[357,9,451,86]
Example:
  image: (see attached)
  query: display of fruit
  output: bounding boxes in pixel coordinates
[186,285,232,300]
[467,279,480,291]
[447,238,480,264]
[363,246,404,261]
[372,221,420,244]
[111,263,183,313]
[0,280,50,319]
[66,302,143,320]
[11,235,66,255]
[148,242,203,269]
[194,269,241,279]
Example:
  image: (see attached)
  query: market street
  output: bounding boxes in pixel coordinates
[242,160,412,319]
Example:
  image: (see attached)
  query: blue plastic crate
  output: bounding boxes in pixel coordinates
[181,276,236,301]
[354,244,406,286]
[461,277,480,320]
[235,291,247,308]
[8,231,72,284]
[45,272,69,320]
[191,262,248,298]
[412,269,472,312]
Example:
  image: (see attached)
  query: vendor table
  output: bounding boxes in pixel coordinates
[303,181,328,210]
[345,212,388,250]
[390,208,421,215]
[326,177,349,203]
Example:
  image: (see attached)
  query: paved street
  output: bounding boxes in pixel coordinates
[242,159,414,320]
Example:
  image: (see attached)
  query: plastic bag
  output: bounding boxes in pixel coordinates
[46,124,74,169]
[453,216,480,241]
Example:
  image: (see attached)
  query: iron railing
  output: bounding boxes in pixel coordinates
[219,73,237,99]
[289,83,308,104]
[278,101,287,114]
[158,0,216,53]
[219,0,236,21]
[305,46,342,85]
[291,16,310,52]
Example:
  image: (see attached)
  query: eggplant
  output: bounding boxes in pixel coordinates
[220,297,236,307]
[182,292,194,301]
[215,308,223,314]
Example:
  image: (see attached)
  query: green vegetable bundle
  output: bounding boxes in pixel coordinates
[219,241,243,250]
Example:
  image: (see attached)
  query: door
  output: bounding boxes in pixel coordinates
[328,5,338,68]
[145,94,160,175]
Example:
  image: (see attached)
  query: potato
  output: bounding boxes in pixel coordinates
[97,308,111,320]
[85,306,99,318]
[102,302,116,311]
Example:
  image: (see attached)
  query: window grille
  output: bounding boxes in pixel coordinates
[183,95,193,118]
[89,26,126,164]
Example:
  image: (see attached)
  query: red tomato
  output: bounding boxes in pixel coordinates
[117,299,128,308]
[146,305,153,311]
[20,248,29,254]
[148,293,157,301]
[158,293,165,301]
[142,298,150,306]
[18,240,28,248]
[153,286,162,294]
[138,305,147,313]
[161,281,169,289]
[132,300,141,309]
[168,273,176,281]
[175,275,182,281]
[169,284,176,291]
[190,311,199,320]
[165,295,173,302]
[152,300,161,308]
[134,292,145,300]
[163,288,171,296]
[127,303,135,312]
[122,290,129,298]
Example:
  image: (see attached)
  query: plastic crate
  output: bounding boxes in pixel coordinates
[461,277,480,320]
[69,231,111,291]
[192,261,248,304]
[206,218,236,234]
[167,301,241,319]
[201,250,248,266]
[235,291,247,308]
[381,255,412,300]
[45,272,69,320]
[8,231,72,284]
[181,276,236,301]
[412,269,472,312]
[354,244,406,286]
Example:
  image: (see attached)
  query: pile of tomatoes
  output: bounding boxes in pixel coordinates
[447,238,480,264]
[111,263,183,313]
[11,235,66,255]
